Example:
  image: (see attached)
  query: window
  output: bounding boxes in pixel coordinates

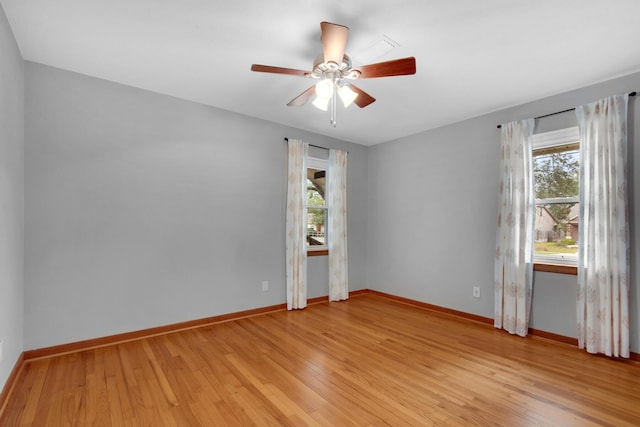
[307,157,328,252]
[532,127,580,266]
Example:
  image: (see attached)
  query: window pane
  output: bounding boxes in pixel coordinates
[307,208,326,246]
[307,168,326,207]
[534,149,579,199]
[306,165,327,248]
[534,203,578,258]
[533,145,579,264]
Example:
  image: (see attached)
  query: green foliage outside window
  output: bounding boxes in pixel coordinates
[307,187,325,227]
[534,151,579,225]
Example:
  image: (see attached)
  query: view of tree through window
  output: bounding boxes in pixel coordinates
[533,144,579,262]
[307,167,327,247]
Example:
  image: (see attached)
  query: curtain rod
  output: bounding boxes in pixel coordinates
[496,91,637,129]
[283,137,349,153]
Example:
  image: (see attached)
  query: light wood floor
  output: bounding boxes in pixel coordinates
[2,294,639,426]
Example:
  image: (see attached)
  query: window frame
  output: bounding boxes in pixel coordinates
[306,156,329,256]
[532,126,580,274]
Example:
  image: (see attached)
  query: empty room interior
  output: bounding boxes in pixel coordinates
[1,1,640,425]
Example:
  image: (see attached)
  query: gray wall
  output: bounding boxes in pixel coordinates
[367,72,640,353]
[0,5,24,389]
[24,62,367,350]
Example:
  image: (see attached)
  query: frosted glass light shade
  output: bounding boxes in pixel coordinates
[315,79,334,99]
[312,96,330,111]
[338,85,358,107]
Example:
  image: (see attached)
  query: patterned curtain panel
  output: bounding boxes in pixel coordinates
[286,140,308,310]
[494,119,535,337]
[575,94,630,358]
[328,149,348,301]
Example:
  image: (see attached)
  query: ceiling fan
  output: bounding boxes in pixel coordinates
[251,21,416,127]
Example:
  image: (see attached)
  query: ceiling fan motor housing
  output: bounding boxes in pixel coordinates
[312,54,360,80]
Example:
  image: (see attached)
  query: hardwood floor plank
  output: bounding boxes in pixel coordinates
[84,349,112,427]
[140,340,179,407]
[14,359,50,426]
[2,294,640,426]
[61,352,86,425]
[225,352,321,426]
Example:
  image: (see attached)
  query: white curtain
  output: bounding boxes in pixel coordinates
[494,119,535,337]
[285,139,308,310]
[328,149,348,301]
[575,94,630,358]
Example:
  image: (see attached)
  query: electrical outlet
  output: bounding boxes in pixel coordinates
[473,287,481,298]
[262,280,269,291]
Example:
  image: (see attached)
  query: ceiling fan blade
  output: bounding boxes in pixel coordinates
[287,86,316,107]
[348,84,376,108]
[321,21,349,65]
[355,57,416,79]
[251,64,311,77]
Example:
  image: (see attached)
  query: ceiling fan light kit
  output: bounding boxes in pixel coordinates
[251,21,416,127]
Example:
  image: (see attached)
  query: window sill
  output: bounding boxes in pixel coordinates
[533,263,577,275]
[308,249,328,257]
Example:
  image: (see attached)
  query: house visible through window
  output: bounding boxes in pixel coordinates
[533,126,580,265]
[307,157,328,249]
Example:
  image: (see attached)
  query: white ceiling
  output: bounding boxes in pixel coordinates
[3,0,640,146]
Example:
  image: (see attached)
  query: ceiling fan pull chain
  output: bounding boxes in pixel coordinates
[331,77,338,127]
